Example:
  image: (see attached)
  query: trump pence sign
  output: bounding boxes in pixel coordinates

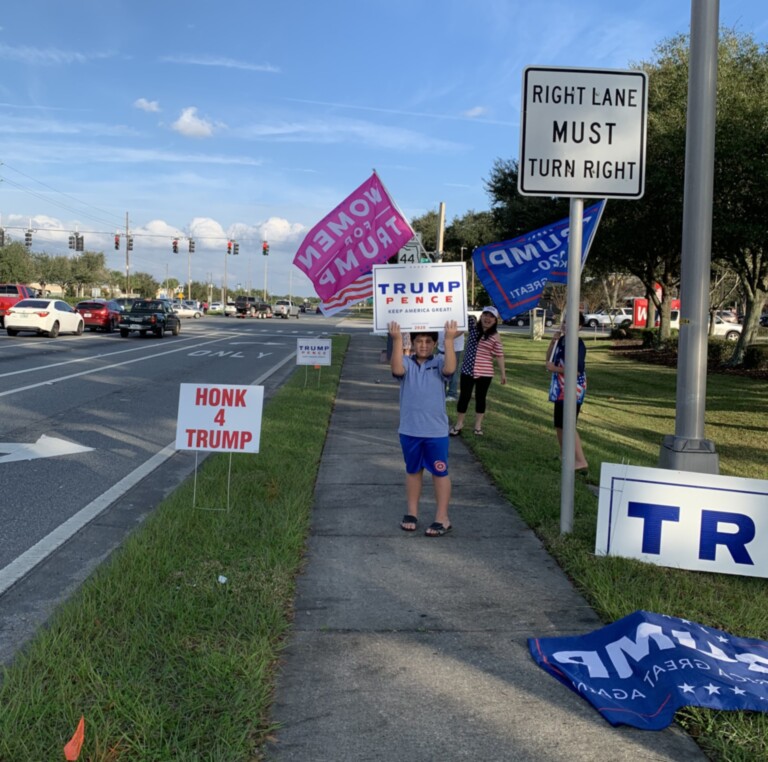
[176,383,264,453]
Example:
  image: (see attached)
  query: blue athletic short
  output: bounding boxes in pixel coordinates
[399,434,450,476]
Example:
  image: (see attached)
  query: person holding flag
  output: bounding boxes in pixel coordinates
[545,318,589,474]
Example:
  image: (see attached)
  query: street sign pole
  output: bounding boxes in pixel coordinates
[560,197,584,534]
[519,65,647,535]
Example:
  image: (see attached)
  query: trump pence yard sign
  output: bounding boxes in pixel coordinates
[176,383,264,453]
[519,66,648,199]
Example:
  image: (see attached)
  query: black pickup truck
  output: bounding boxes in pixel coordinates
[118,299,181,338]
[234,296,272,318]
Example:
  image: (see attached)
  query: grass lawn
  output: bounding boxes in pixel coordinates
[456,332,768,762]
[0,335,349,762]
[0,330,766,760]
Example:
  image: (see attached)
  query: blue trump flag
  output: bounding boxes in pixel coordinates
[473,199,606,321]
[529,610,768,730]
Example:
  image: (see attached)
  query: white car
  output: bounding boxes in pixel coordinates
[711,316,742,341]
[174,303,203,319]
[224,302,237,317]
[273,299,300,318]
[5,298,85,337]
[583,307,634,328]
[209,302,223,312]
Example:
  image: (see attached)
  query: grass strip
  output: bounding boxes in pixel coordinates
[457,333,768,762]
[0,334,349,762]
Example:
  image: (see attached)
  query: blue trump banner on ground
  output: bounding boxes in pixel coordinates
[529,610,768,730]
[473,199,606,321]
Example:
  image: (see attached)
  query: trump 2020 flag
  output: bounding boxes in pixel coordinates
[293,172,414,303]
[529,610,768,730]
[473,199,606,321]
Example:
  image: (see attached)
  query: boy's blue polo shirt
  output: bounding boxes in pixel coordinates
[395,354,450,438]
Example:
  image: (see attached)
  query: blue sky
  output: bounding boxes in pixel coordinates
[1,0,766,297]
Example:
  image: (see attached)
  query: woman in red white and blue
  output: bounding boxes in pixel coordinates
[450,306,506,437]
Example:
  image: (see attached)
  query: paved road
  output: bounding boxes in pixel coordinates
[0,313,351,665]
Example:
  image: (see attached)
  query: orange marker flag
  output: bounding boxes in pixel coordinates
[63,715,85,761]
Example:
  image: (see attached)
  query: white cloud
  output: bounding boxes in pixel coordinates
[235,118,464,153]
[171,107,222,138]
[161,55,280,73]
[0,42,112,65]
[134,98,160,113]
[462,106,488,118]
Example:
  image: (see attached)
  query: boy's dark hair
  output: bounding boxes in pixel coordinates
[410,331,438,343]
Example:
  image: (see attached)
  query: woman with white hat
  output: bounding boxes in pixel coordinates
[450,306,507,436]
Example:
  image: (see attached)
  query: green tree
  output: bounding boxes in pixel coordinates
[710,31,768,362]
[70,251,107,297]
[33,254,72,294]
[131,271,160,298]
[0,241,35,282]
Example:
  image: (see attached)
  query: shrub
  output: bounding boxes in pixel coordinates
[611,325,638,340]
[743,344,768,370]
[707,339,733,365]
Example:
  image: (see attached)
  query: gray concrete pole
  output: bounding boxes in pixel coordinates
[659,0,720,474]
[560,197,583,534]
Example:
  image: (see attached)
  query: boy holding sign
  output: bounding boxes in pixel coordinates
[388,320,459,537]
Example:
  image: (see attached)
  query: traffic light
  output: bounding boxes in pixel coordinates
[262,241,269,256]
[75,235,84,252]
[127,236,134,251]
[172,238,179,254]
[233,242,239,255]
[189,239,195,253]
[0,228,5,247]
[68,234,76,250]
[24,230,32,248]
[227,240,232,255]
[114,234,120,250]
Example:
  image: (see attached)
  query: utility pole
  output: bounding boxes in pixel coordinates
[124,212,131,296]
[436,202,446,262]
[659,0,720,474]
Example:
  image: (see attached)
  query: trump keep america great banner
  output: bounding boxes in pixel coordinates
[529,610,768,730]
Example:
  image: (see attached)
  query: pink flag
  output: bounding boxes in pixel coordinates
[293,173,413,302]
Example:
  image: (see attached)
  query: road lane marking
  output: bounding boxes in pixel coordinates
[0,350,296,596]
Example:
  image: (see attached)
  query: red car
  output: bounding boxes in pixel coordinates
[75,299,123,332]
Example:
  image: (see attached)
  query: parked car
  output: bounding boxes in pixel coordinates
[173,302,203,319]
[273,299,300,319]
[710,316,742,341]
[75,299,123,332]
[0,283,36,327]
[504,309,557,327]
[224,302,237,316]
[209,301,223,312]
[5,298,85,337]
[583,307,634,329]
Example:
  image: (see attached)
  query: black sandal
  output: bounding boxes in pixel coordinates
[425,522,452,537]
[449,426,462,437]
[400,514,418,532]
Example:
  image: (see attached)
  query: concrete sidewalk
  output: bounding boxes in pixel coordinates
[266,331,705,761]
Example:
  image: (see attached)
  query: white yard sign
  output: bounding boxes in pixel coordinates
[519,66,648,199]
[176,383,263,453]
[372,262,467,333]
[596,463,768,578]
[296,337,332,366]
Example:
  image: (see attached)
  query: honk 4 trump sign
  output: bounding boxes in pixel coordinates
[596,464,768,578]
[176,383,263,453]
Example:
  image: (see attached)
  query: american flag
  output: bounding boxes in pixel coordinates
[319,274,373,317]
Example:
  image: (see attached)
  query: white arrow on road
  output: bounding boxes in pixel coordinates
[0,435,93,464]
